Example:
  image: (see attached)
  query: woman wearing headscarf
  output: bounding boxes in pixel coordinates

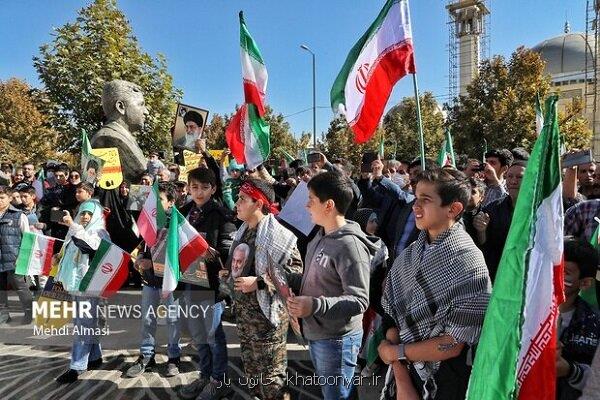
[54,199,110,384]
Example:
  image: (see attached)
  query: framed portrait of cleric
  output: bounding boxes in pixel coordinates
[172,103,210,154]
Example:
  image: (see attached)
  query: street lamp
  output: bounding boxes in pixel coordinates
[300,44,317,149]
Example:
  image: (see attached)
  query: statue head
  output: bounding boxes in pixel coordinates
[101,80,149,133]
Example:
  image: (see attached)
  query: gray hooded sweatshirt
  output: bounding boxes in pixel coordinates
[294,221,379,341]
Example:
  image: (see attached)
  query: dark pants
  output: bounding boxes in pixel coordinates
[0,270,33,321]
[408,346,471,400]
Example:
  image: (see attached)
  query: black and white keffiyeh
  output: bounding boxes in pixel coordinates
[381,223,491,399]
[232,213,297,327]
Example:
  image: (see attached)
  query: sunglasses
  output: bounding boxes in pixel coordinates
[70,174,80,179]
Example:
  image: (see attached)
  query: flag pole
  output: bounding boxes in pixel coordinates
[412,73,426,169]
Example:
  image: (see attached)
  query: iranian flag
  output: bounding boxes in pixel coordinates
[15,232,56,276]
[437,129,456,167]
[535,94,544,136]
[163,207,209,293]
[79,239,131,298]
[467,95,565,399]
[226,11,270,170]
[81,129,104,184]
[331,0,416,143]
[137,180,166,247]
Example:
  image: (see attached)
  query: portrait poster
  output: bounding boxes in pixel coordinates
[172,103,209,153]
[90,147,123,190]
[152,229,215,288]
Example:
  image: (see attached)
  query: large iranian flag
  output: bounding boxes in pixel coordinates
[226,11,270,170]
[15,232,56,276]
[79,239,131,298]
[162,208,209,293]
[331,0,416,143]
[137,180,166,247]
[467,95,565,399]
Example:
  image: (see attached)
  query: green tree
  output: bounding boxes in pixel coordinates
[322,116,367,167]
[33,0,181,156]
[446,47,551,156]
[205,113,229,150]
[0,78,65,164]
[559,97,593,151]
[383,91,445,161]
[263,106,298,160]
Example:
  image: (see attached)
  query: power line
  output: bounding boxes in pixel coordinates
[283,106,330,119]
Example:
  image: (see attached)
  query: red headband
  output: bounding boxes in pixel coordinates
[240,182,279,215]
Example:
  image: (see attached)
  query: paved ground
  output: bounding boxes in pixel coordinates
[0,291,385,400]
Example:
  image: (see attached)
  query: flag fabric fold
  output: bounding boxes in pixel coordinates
[79,238,131,298]
[15,232,56,276]
[226,11,271,169]
[137,180,167,247]
[162,208,210,294]
[330,0,416,143]
[466,95,564,399]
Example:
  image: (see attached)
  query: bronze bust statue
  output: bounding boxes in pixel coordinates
[91,80,149,183]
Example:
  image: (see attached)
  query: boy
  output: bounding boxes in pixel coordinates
[0,185,33,324]
[227,178,303,400]
[557,237,600,400]
[377,169,491,399]
[126,182,182,378]
[287,171,378,400]
[177,168,236,400]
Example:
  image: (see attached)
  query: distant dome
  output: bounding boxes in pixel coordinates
[532,32,595,76]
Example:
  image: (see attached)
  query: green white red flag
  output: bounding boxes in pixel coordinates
[226,11,271,170]
[331,0,416,143]
[467,95,565,399]
[79,239,131,298]
[437,129,456,167]
[162,208,209,294]
[137,180,166,247]
[15,232,56,276]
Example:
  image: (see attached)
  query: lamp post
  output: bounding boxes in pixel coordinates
[300,44,317,149]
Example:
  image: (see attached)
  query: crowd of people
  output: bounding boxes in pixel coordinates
[0,143,599,400]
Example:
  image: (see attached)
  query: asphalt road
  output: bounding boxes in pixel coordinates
[0,291,385,400]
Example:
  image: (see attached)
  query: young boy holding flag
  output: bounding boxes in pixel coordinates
[126,182,182,378]
[176,167,236,400]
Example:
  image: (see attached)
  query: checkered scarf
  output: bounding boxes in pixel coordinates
[232,213,297,327]
[381,223,491,399]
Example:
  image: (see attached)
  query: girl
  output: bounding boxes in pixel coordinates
[55,199,109,384]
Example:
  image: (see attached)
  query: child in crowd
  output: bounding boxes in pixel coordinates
[55,199,109,384]
[287,172,378,400]
[557,236,600,400]
[177,168,236,400]
[226,178,303,400]
[127,182,182,378]
[378,169,491,400]
[0,185,32,325]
